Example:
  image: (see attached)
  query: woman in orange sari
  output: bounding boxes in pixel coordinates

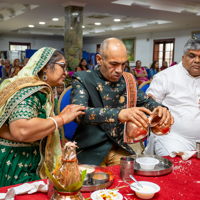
[9,58,23,78]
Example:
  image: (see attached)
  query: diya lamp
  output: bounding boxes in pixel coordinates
[45,141,86,200]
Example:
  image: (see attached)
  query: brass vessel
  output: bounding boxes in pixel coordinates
[51,189,84,200]
[126,111,171,140]
[149,112,171,135]
[126,121,148,141]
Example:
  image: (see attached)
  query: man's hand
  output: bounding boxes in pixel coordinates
[151,106,174,125]
[118,107,151,127]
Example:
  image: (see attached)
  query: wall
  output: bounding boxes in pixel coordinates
[0,27,199,67]
[83,27,200,67]
[0,34,64,51]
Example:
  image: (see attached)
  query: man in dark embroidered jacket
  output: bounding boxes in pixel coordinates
[70,38,173,166]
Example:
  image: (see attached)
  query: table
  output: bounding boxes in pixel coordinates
[0,156,200,200]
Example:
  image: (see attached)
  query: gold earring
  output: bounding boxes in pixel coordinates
[42,71,48,81]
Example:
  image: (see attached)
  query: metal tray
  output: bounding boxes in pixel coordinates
[130,154,173,176]
[80,165,114,192]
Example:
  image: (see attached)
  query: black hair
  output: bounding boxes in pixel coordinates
[79,58,89,70]
[150,61,159,72]
[136,60,141,65]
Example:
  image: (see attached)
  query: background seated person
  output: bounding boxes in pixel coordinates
[57,83,65,99]
[145,39,200,156]
[124,60,132,73]
[160,61,168,71]
[133,60,149,85]
[70,38,173,167]
[75,58,89,72]
[0,60,10,83]
[9,59,23,78]
[0,47,85,187]
[148,61,160,80]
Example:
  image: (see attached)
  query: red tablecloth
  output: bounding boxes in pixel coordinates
[0,156,200,200]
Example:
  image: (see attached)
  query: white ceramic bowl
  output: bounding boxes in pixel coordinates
[91,190,123,200]
[131,181,160,199]
[136,157,159,170]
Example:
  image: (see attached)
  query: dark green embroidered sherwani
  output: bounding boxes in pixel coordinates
[70,67,163,165]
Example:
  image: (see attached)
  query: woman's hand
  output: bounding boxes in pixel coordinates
[59,104,86,124]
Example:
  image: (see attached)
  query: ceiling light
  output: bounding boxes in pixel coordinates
[114,19,121,22]
[52,18,59,21]
[82,25,85,28]
[28,25,34,28]
[95,22,101,25]
[39,22,45,25]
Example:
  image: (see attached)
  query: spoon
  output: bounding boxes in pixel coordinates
[123,179,140,190]
[129,175,143,188]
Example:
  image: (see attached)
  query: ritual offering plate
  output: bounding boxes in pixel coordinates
[91,190,123,200]
[130,155,173,176]
[79,165,114,192]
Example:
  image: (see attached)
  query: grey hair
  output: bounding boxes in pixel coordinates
[47,50,65,71]
[183,39,200,55]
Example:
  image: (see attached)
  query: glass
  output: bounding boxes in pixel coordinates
[159,59,162,67]
[10,45,28,51]
[159,51,163,59]
[165,51,170,59]
[165,43,171,51]
[55,62,67,71]
[120,157,134,181]
[159,44,163,51]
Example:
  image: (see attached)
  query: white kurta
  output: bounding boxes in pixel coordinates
[145,62,200,156]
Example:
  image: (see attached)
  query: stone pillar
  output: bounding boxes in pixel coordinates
[63,3,85,71]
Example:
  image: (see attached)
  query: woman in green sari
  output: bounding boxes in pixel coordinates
[0,47,85,187]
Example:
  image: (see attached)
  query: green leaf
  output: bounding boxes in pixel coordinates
[64,181,83,191]
[44,163,65,191]
[81,170,87,183]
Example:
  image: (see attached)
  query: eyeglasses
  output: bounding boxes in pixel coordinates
[55,62,67,72]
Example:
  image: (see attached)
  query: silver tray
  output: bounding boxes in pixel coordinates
[130,154,173,176]
[80,165,114,192]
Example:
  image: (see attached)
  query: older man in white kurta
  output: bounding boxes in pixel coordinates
[145,39,200,156]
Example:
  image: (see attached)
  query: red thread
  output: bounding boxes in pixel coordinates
[58,115,64,126]
[61,156,77,162]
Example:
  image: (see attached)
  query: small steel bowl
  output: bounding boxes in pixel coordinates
[79,165,95,183]
[83,174,89,185]
[91,172,110,185]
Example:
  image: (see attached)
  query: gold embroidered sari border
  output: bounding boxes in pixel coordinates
[0,77,50,108]
[0,138,39,147]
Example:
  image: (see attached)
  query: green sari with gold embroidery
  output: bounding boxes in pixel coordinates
[0,47,62,187]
